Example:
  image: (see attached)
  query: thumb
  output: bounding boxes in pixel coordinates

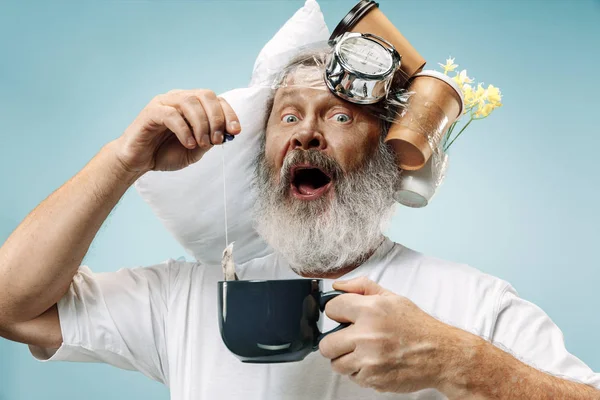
[333,276,387,296]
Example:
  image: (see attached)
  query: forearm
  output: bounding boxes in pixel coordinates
[442,333,600,400]
[0,140,142,324]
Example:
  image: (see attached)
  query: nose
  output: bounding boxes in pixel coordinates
[289,123,327,151]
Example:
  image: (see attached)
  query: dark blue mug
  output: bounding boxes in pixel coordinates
[218,279,348,363]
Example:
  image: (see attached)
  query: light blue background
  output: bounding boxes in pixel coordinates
[1,0,599,399]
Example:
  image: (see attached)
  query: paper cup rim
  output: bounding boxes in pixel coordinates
[412,70,464,116]
[393,189,429,208]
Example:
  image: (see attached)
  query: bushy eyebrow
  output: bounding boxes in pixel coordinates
[274,89,352,112]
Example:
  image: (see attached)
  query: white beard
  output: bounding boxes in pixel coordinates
[253,137,398,276]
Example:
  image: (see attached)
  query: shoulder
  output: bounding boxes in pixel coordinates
[383,242,511,338]
[390,241,510,293]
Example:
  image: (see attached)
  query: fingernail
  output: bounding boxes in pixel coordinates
[215,131,223,144]
[186,138,196,148]
[229,121,239,131]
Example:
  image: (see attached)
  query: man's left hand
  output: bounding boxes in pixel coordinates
[319,277,474,394]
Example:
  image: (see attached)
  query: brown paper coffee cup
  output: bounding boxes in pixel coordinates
[385,71,464,170]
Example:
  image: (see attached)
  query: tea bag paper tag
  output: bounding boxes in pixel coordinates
[221,242,239,281]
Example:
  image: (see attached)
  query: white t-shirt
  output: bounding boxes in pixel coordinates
[31,238,600,399]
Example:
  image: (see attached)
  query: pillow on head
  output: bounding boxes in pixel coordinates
[135,0,330,265]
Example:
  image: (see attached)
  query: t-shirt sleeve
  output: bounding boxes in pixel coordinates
[29,260,180,385]
[491,284,600,388]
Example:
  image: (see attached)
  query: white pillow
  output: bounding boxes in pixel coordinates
[135,0,330,265]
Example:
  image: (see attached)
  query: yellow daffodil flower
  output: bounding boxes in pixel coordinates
[452,74,462,87]
[438,57,459,75]
[453,69,474,87]
[475,83,486,98]
[474,83,487,109]
[462,84,477,112]
[485,84,503,106]
[475,103,496,118]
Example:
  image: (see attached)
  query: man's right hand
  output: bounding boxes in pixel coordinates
[113,89,242,173]
[0,89,242,347]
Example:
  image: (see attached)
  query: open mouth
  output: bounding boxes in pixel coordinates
[290,164,333,200]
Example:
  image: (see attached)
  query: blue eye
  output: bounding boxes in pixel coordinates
[282,114,299,123]
[333,113,351,123]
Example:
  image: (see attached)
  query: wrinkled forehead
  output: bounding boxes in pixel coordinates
[279,64,328,91]
[272,64,354,110]
[272,86,338,109]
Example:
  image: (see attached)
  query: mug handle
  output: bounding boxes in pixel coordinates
[315,290,351,347]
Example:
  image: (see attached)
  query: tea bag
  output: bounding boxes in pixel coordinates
[221,242,239,281]
[220,142,238,281]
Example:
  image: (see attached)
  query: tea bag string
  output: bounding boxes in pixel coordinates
[222,144,229,247]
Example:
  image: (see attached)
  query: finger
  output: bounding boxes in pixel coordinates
[333,276,386,296]
[319,326,356,360]
[330,352,360,376]
[179,95,211,148]
[197,90,226,145]
[159,105,196,149]
[324,293,365,324]
[186,143,212,165]
[218,97,242,136]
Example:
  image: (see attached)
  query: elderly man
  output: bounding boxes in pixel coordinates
[0,52,599,400]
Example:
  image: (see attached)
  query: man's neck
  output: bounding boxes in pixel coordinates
[300,263,360,279]
[298,237,384,279]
